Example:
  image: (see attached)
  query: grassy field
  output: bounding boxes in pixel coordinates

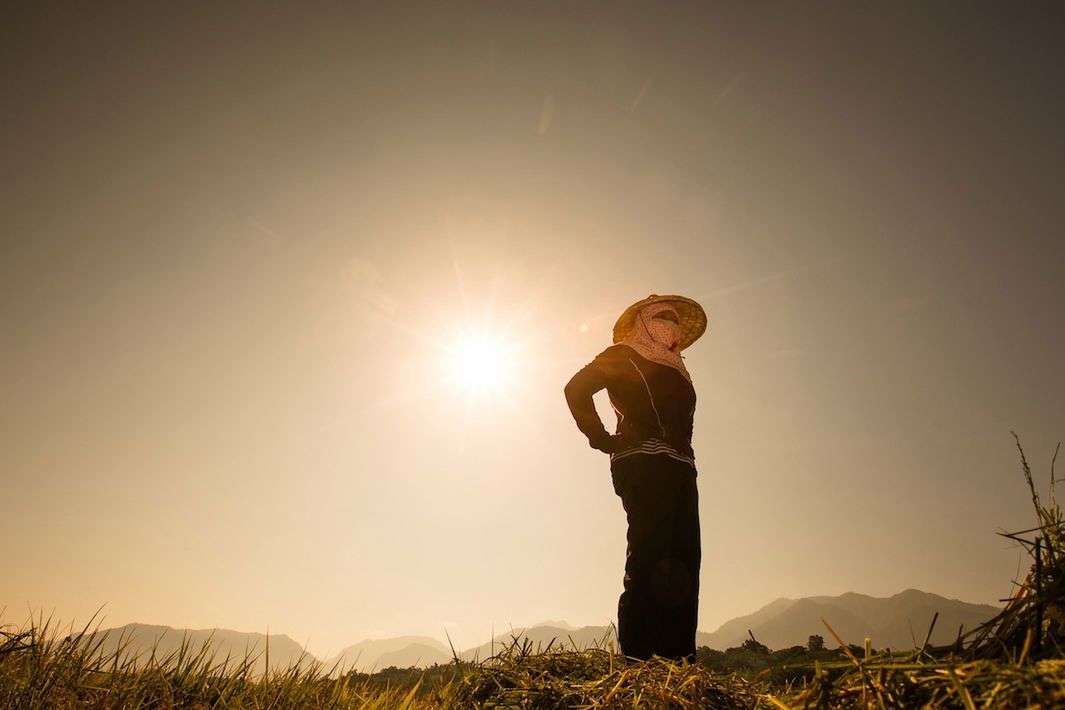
[4,435,1060,708]
[3,622,1064,709]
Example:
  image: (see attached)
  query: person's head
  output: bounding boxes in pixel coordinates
[612,294,707,352]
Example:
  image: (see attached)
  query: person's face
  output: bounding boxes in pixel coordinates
[644,305,681,350]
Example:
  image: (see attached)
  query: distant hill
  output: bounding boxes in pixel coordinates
[375,642,454,670]
[460,624,617,661]
[325,636,453,673]
[697,589,1001,651]
[74,624,317,677]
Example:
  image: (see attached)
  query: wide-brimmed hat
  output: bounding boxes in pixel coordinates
[612,294,708,351]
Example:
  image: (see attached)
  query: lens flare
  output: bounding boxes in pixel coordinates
[446,334,510,392]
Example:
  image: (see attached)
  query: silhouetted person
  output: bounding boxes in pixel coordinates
[565,294,707,662]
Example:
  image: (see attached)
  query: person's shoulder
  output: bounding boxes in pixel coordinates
[595,343,632,360]
[591,343,644,370]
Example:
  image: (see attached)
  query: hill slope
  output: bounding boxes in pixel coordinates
[460,624,617,661]
[698,589,1000,650]
[77,624,317,676]
[326,636,453,673]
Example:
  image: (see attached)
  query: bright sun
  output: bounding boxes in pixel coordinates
[446,334,510,392]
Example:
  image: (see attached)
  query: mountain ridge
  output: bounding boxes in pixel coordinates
[698,589,1000,651]
[73,589,1001,673]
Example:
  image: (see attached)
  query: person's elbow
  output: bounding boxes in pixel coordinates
[563,375,584,407]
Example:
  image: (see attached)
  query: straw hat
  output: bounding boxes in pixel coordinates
[612,294,708,351]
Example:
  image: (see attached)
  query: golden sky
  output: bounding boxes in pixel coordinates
[2,2,1063,656]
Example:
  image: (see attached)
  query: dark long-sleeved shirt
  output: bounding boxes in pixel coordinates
[564,344,696,460]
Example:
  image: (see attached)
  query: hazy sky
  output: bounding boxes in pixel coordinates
[3,2,1064,657]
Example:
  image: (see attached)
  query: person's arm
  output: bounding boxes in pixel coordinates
[564,349,626,454]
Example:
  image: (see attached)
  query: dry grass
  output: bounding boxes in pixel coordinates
[768,656,1065,709]
[963,433,1063,660]
[446,640,763,708]
[4,614,1065,708]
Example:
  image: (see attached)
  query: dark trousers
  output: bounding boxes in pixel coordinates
[611,453,700,662]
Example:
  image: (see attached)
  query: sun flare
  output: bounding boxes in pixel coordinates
[446,334,511,392]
